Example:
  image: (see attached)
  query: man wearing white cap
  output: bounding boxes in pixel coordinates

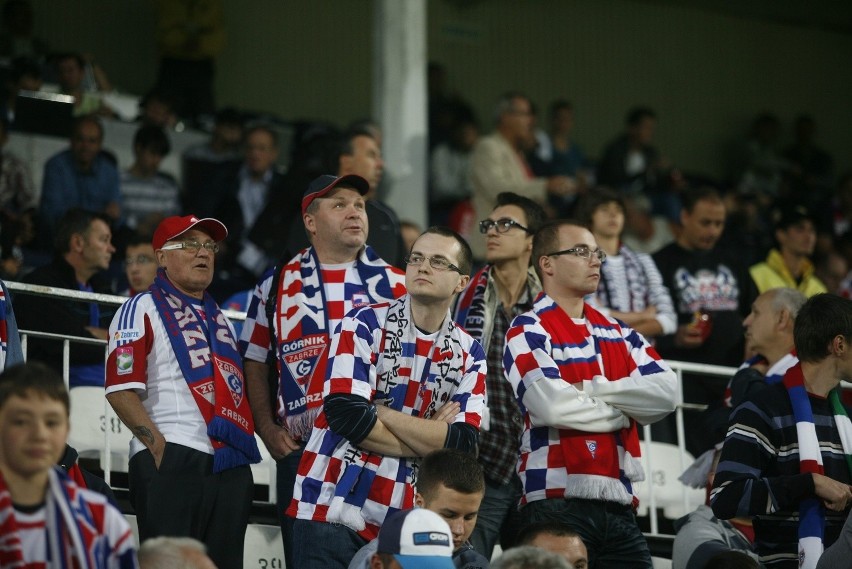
[371,509,456,569]
[106,214,261,569]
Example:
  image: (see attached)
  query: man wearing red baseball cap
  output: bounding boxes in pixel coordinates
[240,174,407,566]
[105,214,261,569]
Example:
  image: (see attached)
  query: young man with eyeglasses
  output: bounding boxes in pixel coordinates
[452,191,546,559]
[240,174,406,567]
[287,226,486,569]
[105,214,261,569]
[504,219,676,569]
[122,232,158,296]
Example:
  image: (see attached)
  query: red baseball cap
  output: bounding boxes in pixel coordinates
[301,174,369,215]
[152,215,228,250]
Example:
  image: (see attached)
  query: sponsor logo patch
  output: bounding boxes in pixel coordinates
[351,291,370,308]
[113,329,141,342]
[412,531,450,547]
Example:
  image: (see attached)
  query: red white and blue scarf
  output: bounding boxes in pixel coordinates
[537,300,643,505]
[150,269,261,472]
[274,246,400,441]
[327,295,470,530]
[0,467,136,569]
[454,265,491,343]
[782,363,852,569]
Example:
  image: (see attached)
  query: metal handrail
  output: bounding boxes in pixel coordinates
[5,280,248,322]
[13,279,851,538]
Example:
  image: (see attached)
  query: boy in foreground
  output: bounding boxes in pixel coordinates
[0,361,138,568]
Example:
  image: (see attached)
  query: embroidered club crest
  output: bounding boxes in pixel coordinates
[215,358,244,407]
[282,334,327,386]
[585,440,598,459]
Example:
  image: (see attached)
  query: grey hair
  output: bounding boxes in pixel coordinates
[492,546,574,569]
[493,91,528,125]
[138,537,208,569]
[767,288,807,320]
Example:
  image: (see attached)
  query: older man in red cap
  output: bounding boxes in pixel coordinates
[105,214,261,569]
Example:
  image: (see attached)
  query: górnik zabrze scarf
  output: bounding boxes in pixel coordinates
[150,269,260,472]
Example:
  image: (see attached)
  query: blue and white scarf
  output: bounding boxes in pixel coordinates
[274,246,401,441]
[150,269,261,472]
[782,363,852,569]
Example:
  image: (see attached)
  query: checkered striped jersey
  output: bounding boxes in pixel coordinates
[2,487,137,568]
[240,257,405,367]
[287,298,486,540]
[503,294,676,506]
[105,293,219,457]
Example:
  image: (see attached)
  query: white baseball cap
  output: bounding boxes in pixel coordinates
[376,509,455,568]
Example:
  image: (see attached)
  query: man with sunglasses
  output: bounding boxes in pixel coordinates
[504,220,676,569]
[287,226,486,569]
[106,214,260,569]
[453,191,546,559]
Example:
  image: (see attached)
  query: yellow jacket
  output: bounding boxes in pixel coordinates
[749,249,827,297]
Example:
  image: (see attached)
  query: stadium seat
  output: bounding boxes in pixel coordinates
[67,386,133,474]
[635,441,705,519]
[243,523,285,568]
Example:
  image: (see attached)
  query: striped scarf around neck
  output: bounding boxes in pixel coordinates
[782,362,852,569]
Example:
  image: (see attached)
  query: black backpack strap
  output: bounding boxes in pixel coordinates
[263,255,291,408]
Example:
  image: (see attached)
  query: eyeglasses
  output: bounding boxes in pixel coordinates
[404,253,463,274]
[546,246,607,263]
[479,218,532,235]
[124,255,155,267]
[160,240,220,254]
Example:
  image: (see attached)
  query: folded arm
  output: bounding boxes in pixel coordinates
[504,320,629,432]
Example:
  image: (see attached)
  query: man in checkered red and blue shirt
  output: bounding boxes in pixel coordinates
[286,226,486,569]
[504,220,676,569]
[239,174,406,567]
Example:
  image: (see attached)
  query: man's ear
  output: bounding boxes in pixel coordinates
[414,492,425,508]
[303,212,316,235]
[538,255,553,278]
[70,232,85,253]
[833,334,848,357]
[454,274,470,295]
[777,309,790,330]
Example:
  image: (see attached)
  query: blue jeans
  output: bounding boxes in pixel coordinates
[291,518,367,569]
[276,446,304,569]
[469,476,525,559]
[519,498,652,569]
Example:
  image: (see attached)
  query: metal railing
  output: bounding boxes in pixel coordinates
[3,280,752,537]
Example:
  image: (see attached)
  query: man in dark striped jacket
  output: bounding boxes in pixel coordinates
[711,293,852,569]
